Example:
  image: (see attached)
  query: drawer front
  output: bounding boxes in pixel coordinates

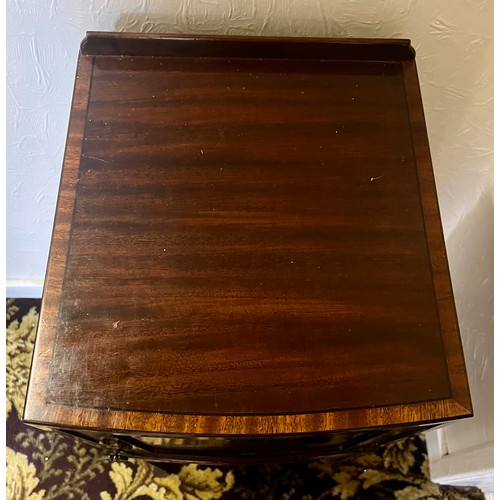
[54,425,432,465]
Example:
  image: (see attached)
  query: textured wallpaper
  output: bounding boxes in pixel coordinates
[7,0,493,452]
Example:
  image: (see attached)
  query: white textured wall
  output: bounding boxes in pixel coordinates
[7,0,492,453]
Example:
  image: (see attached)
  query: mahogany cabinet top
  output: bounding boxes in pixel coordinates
[24,32,471,436]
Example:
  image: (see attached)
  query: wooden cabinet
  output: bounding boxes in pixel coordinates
[24,32,471,464]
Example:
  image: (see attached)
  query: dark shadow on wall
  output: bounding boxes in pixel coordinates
[444,184,493,444]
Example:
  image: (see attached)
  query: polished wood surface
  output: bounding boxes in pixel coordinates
[80,32,416,61]
[24,33,471,436]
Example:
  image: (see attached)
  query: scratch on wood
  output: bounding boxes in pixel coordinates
[82,153,108,163]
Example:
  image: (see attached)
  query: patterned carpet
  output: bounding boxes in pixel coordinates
[7,299,485,500]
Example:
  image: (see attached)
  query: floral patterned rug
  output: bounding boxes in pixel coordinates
[7,299,485,500]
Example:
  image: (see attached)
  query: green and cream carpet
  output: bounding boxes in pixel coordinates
[6,299,485,500]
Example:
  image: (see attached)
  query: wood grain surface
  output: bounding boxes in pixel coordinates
[24,33,471,436]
